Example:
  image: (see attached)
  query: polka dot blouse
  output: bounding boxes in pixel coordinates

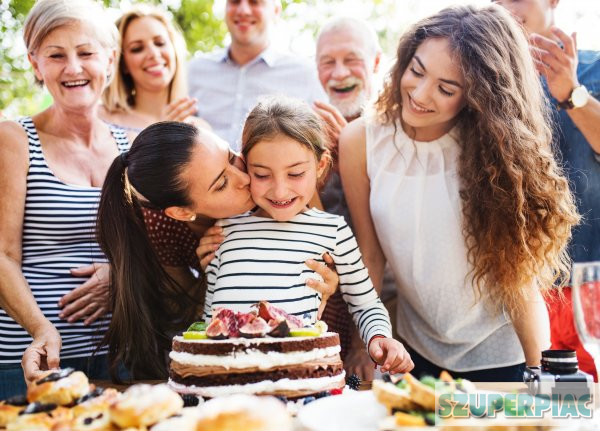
[141,207,199,269]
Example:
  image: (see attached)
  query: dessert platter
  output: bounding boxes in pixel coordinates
[3,300,590,430]
[0,368,293,430]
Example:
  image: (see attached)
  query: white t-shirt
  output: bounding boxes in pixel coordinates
[365,118,526,371]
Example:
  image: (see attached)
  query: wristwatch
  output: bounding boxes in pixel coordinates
[557,85,589,110]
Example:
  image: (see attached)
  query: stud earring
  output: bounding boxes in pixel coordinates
[190,214,196,221]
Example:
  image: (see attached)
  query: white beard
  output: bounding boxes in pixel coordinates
[331,90,368,119]
[326,77,368,119]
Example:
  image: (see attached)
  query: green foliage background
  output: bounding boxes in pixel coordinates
[2,0,597,117]
[0,0,320,116]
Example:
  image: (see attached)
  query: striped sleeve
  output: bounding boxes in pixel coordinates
[331,217,393,345]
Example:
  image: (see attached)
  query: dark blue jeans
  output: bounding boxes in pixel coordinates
[0,354,127,400]
[407,347,526,382]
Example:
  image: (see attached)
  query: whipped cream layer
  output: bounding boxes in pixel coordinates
[169,345,341,369]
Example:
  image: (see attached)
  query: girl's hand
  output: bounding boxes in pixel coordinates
[305,253,339,319]
[369,337,414,374]
[59,263,110,325]
[163,97,198,123]
[195,226,225,271]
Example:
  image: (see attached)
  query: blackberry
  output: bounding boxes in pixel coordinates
[303,396,316,405]
[346,373,361,390]
[180,394,199,407]
[274,395,288,404]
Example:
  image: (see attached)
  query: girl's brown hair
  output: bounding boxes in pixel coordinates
[376,4,579,313]
[241,96,330,183]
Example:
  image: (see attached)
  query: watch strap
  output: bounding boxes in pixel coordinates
[557,98,575,110]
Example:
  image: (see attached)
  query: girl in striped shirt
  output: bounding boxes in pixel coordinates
[203,96,413,375]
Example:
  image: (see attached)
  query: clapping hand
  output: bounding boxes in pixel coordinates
[529,27,579,102]
[163,97,198,123]
[313,101,347,165]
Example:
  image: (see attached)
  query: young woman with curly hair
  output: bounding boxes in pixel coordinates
[339,4,579,381]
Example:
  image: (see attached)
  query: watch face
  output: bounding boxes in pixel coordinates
[571,85,589,108]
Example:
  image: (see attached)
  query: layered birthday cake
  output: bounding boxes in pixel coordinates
[167,301,346,398]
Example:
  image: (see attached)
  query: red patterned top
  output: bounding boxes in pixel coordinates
[141,207,353,357]
[141,208,199,269]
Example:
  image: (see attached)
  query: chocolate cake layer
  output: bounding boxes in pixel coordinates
[170,354,342,377]
[169,359,344,387]
[172,332,340,356]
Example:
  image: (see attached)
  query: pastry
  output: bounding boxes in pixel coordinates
[0,395,27,427]
[195,394,292,431]
[27,368,91,406]
[109,384,183,428]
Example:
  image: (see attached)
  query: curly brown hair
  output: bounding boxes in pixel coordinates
[375,4,579,313]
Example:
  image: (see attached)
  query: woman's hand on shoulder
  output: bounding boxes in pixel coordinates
[305,253,339,319]
[195,225,225,271]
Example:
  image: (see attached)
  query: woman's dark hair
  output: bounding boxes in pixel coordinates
[97,121,203,380]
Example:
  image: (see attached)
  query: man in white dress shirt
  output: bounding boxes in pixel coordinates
[188,0,326,151]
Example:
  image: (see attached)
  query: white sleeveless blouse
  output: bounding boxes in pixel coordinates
[365,118,525,371]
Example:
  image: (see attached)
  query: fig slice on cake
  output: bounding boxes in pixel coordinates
[205,318,229,339]
[239,316,270,338]
[256,301,303,329]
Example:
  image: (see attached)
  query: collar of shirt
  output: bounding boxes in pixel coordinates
[214,44,279,68]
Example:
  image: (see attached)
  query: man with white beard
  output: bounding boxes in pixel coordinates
[314,16,381,226]
[314,17,381,147]
[313,17,388,380]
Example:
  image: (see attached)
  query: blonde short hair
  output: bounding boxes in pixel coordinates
[24,0,118,85]
[102,6,188,112]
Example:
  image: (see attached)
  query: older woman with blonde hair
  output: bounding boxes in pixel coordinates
[0,0,128,397]
[100,5,209,140]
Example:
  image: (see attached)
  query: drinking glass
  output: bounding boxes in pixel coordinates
[572,261,600,381]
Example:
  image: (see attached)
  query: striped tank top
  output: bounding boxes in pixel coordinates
[0,117,129,364]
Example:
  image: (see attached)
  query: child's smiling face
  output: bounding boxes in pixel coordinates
[246,134,328,221]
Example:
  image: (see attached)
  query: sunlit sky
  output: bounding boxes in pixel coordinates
[261,0,600,57]
[3,0,598,116]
